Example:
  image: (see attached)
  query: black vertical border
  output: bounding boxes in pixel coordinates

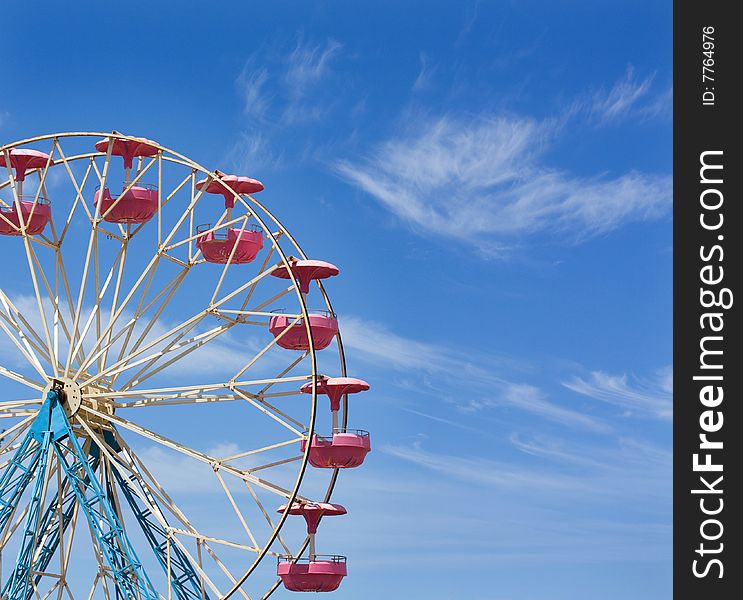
[675,1,741,598]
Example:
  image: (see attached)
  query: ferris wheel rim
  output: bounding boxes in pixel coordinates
[0,130,351,598]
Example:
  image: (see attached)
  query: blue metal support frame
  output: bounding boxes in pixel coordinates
[29,447,101,595]
[2,430,53,599]
[0,435,43,538]
[0,391,160,600]
[110,443,208,600]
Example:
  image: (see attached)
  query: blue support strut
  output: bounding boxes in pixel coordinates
[109,437,209,600]
[0,390,160,600]
[2,430,53,599]
[29,447,101,596]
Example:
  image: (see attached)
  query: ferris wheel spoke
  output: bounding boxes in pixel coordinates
[240,245,277,313]
[0,415,34,450]
[0,364,45,390]
[53,143,97,234]
[63,140,116,378]
[13,236,92,375]
[0,291,68,379]
[65,240,127,376]
[0,307,49,380]
[91,264,183,383]
[244,455,302,474]
[80,311,210,389]
[46,219,91,372]
[213,468,260,549]
[232,387,307,436]
[72,254,166,381]
[118,322,236,391]
[112,428,264,561]
[171,534,243,600]
[230,316,302,384]
[98,237,131,370]
[0,410,38,424]
[256,351,310,398]
[78,405,308,502]
[110,388,308,436]
[105,261,190,379]
[103,428,258,600]
[19,234,59,378]
[220,438,305,463]
[86,374,311,401]
[243,480,293,556]
[111,394,238,409]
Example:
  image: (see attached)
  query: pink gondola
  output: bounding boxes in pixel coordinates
[276,503,348,593]
[0,199,51,236]
[268,311,338,351]
[93,185,158,224]
[277,556,347,593]
[301,430,371,469]
[196,224,264,264]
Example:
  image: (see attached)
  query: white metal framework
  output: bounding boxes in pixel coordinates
[0,132,350,599]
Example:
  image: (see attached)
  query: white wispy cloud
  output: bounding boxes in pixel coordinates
[335,113,670,251]
[341,315,608,431]
[464,382,609,432]
[284,38,342,92]
[225,129,282,174]
[562,367,673,419]
[383,440,594,492]
[235,36,342,126]
[589,66,655,124]
[235,64,271,119]
[382,431,670,500]
[639,85,673,120]
[412,52,436,92]
[509,431,672,473]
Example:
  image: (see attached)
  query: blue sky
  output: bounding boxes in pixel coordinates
[1,1,671,599]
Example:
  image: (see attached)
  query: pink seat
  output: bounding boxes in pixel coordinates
[276,502,347,533]
[196,173,264,208]
[301,431,371,469]
[268,313,338,351]
[278,556,347,593]
[300,377,370,411]
[0,200,51,235]
[196,226,264,264]
[94,186,158,224]
[95,137,159,169]
[271,259,339,294]
[0,148,54,179]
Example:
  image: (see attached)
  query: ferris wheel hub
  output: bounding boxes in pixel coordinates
[42,377,83,418]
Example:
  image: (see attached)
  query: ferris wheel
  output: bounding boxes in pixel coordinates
[0,132,371,599]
